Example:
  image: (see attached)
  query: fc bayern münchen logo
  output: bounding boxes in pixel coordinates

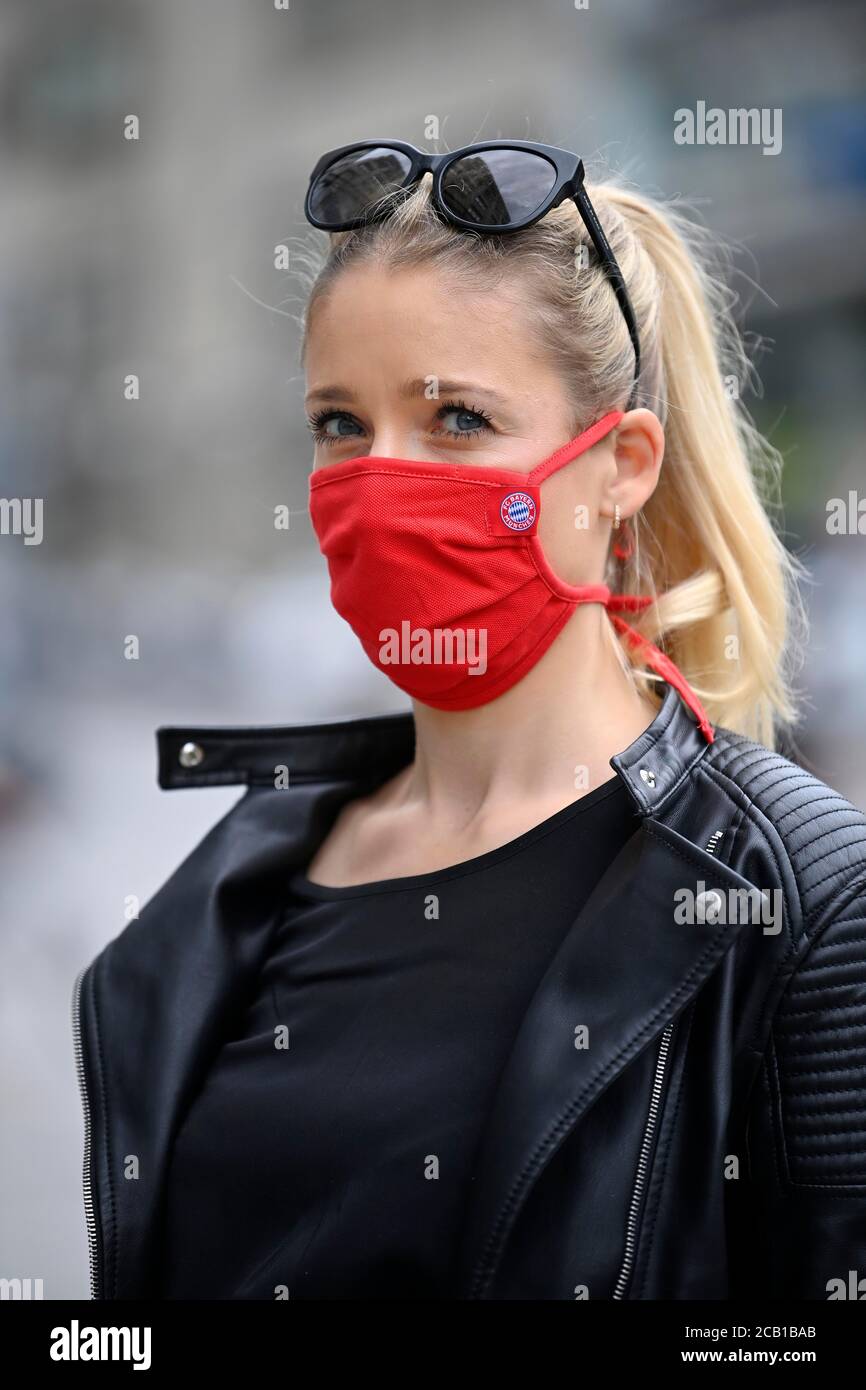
[500,491,536,531]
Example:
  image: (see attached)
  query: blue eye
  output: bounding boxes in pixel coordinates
[306,410,362,445]
[435,399,494,438]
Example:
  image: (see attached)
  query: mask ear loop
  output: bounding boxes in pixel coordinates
[605,598,714,744]
[526,411,624,485]
[527,410,715,744]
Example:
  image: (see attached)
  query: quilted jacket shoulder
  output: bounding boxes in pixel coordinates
[706,726,866,932]
[705,726,866,1200]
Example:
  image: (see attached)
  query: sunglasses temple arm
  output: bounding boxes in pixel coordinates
[572,186,642,409]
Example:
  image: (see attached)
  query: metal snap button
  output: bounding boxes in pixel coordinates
[639,767,656,787]
[695,889,724,921]
[178,741,205,768]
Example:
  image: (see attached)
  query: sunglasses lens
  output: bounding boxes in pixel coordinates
[308,146,414,224]
[440,149,557,226]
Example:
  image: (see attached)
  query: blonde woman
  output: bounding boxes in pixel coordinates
[73,140,866,1301]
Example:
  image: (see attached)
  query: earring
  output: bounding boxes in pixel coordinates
[613,508,635,562]
[613,503,621,530]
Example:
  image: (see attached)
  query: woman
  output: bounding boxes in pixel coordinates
[73,140,866,1301]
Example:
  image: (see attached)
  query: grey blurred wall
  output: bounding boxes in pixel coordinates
[1,0,864,1297]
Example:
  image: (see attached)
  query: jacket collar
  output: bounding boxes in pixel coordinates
[157,679,709,813]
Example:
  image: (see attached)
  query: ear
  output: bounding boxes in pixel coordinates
[602,408,664,522]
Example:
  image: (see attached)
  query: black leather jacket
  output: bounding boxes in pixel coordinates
[72,681,866,1300]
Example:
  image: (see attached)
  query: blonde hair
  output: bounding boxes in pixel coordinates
[298,170,807,749]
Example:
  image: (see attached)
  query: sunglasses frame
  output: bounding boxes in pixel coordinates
[304,138,641,402]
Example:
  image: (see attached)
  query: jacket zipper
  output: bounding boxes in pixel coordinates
[611,826,724,1300]
[71,961,101,1299]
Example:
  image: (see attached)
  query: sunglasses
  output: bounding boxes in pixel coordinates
[304,138,641,405]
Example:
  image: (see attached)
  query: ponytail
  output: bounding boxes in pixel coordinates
[586,182,806,747]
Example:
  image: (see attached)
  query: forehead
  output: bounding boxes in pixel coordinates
[304,263,547,384]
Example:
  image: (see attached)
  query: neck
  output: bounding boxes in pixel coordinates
[395,606,660,823]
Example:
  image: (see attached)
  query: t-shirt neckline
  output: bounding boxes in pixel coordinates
[289,773,630,901]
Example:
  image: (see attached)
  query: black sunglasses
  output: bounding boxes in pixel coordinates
[304,138,641,406]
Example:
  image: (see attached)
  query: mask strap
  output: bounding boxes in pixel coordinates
[525,408,715,743]
[527,410,624,485]
[605,595,715,744]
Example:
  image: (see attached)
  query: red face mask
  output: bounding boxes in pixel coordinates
[308,408,714,743]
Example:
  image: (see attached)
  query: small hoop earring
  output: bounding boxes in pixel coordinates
[613,509,635,562]
[613,503,621,530]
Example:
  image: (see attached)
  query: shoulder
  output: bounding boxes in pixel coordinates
[701,723,866,941]
[703,729,866,1195]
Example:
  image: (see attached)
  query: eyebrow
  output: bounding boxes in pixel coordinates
[304,377,510,407]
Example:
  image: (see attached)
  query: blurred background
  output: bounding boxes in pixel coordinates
[1,0,864,1298]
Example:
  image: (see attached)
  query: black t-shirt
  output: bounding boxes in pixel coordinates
[158,773,638,1299]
